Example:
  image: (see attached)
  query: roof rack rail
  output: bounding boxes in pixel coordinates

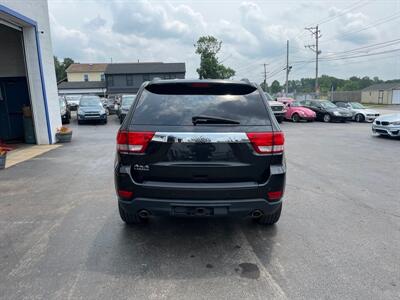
[151,77,162,82]
[240,78,251,84]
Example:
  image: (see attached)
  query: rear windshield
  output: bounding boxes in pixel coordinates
[121,96,135,107]
[80,97,101,107]
[131,88,270,126]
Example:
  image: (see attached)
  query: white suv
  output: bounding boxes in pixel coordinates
[264,92,285,123]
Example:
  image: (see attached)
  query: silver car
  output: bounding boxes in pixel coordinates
[372,113,400,137]
[335,101,380,122]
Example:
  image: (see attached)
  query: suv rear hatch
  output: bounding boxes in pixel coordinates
[117,81,283,199]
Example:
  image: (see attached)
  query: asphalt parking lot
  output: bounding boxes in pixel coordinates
[0,114,399,300]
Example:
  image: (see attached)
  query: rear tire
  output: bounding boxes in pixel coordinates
[291,113,300,122]
[78,120,83,125]
[118,203,148,225]
[323,114,331,123]
[255,204,282,225]
[355,114,365,122]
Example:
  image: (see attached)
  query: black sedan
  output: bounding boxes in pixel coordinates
[117,94,136,124]
[299,99,352,122]
[59,96,71,124]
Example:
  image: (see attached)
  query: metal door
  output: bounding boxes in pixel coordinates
[378,90,384,104]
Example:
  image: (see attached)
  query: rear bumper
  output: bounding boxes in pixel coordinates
[115,164,285,217]
[118,198,282,217]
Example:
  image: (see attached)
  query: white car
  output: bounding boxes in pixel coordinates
[372,113,400,137]
[264,92,285,123]
[334,101,380,122]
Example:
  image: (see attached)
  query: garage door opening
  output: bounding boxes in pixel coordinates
[0,23,35,145]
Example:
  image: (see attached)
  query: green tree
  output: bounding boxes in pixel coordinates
[63,58,74,71]
[194,36,235,79]
[270,80,281,94]
[54,56,75,82]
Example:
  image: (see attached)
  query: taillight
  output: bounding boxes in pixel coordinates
[117,131,155,153]
[268,191,283,201]
[118,190,133,199]
[246,132,285,154]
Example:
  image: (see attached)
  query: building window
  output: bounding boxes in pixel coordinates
[100,74,105,81]
[143,74,150,81]
[107,75,114,86]
[126,75,134,86]
[84,74,89,82]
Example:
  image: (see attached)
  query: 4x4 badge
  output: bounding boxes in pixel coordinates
[134,164,149,171]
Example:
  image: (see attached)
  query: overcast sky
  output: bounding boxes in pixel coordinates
[48,0,400,84]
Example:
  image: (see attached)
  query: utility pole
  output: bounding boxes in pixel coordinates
[305,25,322,96]
[285,40,292,96]
[263,63,268,91]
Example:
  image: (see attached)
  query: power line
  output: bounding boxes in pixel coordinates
[316,0,370,26]
[320,48,400,61]
[293,38,400,64]
[341,11,400,36]
[294,1,369,44]
[320,11,400,45]
[322,53,400,69]
[321,38,400,58]
[266,67,286,80]
[293,47,400,64]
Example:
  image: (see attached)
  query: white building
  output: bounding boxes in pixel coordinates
[0,0,60,145]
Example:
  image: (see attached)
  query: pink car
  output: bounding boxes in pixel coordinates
[277,98,316,122]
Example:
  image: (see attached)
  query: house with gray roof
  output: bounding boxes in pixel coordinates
[105,62,186,94]
[57,81,106,96]
[361,82,400,105]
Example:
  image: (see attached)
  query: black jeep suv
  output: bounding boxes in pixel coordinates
[114,79,286,225]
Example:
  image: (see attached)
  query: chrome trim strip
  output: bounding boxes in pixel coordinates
[152,132,249,143]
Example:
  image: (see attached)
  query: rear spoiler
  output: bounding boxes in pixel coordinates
[145,81,257,95]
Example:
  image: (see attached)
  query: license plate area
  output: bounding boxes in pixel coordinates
[172,205,228,216]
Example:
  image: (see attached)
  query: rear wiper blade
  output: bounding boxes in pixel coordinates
[192,115,240,125]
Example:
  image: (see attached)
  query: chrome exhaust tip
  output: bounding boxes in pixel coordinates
[138,210,150,218]
[251,210,263,218]
[195,208,206,216]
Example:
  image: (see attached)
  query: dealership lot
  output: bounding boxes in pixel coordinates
[0,115,399,299]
